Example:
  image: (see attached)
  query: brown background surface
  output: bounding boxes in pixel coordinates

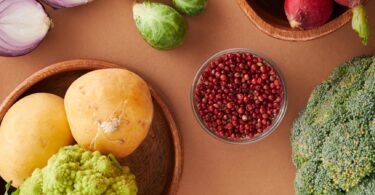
[0,1,374,194]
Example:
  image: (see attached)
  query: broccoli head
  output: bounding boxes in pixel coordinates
[17,145,137,195]
[291,56,375,194]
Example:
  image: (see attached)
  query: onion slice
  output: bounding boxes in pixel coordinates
[0,0,51,57]
[43,0,94,9]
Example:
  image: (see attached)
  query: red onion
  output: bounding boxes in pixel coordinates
[0,0,51,57]
[43,0,94,9]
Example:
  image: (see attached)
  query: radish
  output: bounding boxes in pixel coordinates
[284,0,333,30]
[335,0,363,8]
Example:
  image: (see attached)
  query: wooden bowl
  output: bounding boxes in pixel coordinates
[238,0,352,41]
[0,60,183,195]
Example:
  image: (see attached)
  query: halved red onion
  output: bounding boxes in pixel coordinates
[43,0,94,9]
[0,0,51,57]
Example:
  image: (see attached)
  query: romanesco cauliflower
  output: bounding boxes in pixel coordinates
[18,145,137,195]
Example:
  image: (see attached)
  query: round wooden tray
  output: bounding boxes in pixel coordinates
[238,0,353,41]
[0,60,183,195]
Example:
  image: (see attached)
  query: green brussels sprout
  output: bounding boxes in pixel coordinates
[172,0,207,16]
[133,1,188,50]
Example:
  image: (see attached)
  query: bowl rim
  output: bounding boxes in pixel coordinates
[237,0,353,41]
[0,59,183,195]
[191,48,288,144]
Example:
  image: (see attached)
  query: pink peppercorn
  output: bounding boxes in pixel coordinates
[195,52,284,140]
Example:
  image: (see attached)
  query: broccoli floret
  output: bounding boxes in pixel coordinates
[303,81,333,125]
[295,160,319,195]
[347,175,375,195]
[294,160,343,195]
[314,166,343,195]
[322,121,374,191]
[291,56,375,194]
[346,91,375,124]
[18,145,137,195]
[329,56,372,87]
[364,60,375,93]
[291,124,328,167]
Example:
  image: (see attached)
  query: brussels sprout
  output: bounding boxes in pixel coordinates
[133,2,188,50]
[172,0,207,16]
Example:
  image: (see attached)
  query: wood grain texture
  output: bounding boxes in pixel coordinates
[0,59,183,195]
[237,0,353,41]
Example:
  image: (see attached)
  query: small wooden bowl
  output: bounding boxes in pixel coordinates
[238,0,352,41]
[0,60,183,195]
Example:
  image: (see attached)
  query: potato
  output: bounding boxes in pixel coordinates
[0,93,74,187]
[64,69,153,158]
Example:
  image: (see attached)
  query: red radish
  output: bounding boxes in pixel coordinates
[335,0,363,8]
[284,0,333,29]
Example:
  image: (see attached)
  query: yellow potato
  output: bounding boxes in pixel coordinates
[0,93,73,187]
[64,69,153,158]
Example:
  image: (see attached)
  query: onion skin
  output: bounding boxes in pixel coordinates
[284,0,333,30]
[43,0,94,9]
[0,0,51,57]
[335,0,363,8]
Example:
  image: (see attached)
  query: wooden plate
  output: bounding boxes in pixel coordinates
[0,59,183,195]
[238,0,353,41]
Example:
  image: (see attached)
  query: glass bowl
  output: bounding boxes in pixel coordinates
[191,48,288,144]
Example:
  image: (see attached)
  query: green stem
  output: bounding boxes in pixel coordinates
[352,4,370,45]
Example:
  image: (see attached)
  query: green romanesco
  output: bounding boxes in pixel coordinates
[291,56,375,194]
[18,145,137,195]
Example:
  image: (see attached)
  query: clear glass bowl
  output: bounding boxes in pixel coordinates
[191,48,288,144]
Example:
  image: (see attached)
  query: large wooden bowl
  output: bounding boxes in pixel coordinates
[238,0,352,41]
[0,60,183,195]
